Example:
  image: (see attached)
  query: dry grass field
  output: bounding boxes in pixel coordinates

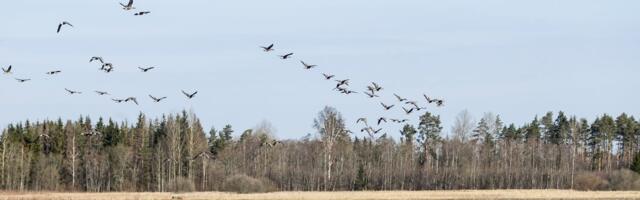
[1,190,640,200]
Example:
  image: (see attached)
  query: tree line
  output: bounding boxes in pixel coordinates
[1,108,640,192]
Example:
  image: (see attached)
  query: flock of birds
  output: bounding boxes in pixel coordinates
[3,0,198,106]
[258,43,445,139]
[2,0,445,140]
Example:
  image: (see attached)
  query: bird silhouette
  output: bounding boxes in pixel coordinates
[377,117,387,125]
[46,70,62,75]
[138,66,155,72]
[380,102,394,110]
[120,0,135,10]
[101,63,113,71]
[279,53,294,59]
[261,44,274,52]
[402,107,414,115]
[112,98,125,103]
[95,91,110,96]
[15,78,30,83]
[182,90,198,99]
[2,65,12,74]
[125,97,138,105]
[301,61,317,69]
[364,91,379,98]
[134,11,150,16]
[356,118,368,125]
[149,95,167,102]
[405,101,419,108]
[57,21,73,33]
[335,79,350,87]
[424,94,444,107]
[65,88,82,95]
[390,119,409,123]
[322,73,335,80]
[394,94,407,102]
[90,57,104,64]
[370,82,383,92]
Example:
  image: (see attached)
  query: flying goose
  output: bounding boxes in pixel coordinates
[279,53,294,59]
[394,93,407,102]
[364,91,379,98]
[134,11,150,16]
[356,118,368,125]
[101,63,113,70]
[120,0,135,10]
[261,140,281,148]
[341,89,358,95]
[112,98,125,103]
[138,66,155,72]
[402,107,414,115]
[57,21,73,33]
[301,61,316,69]
[371,82,383,92]
[90,57,104,63]
[125,97,138,105]
[261,44,274,52]
[149,95,167,102]
[65,88,82,94]
[2,65,12,74]
[182,90,198,99]
[95,91,110,95]
[322,73,335,80]
[46,70,62,75]
[405,101,419,108]
[380,102,394,110]
[335,79,350,87]
[15,78,30,83]
[377,117,387,125]
[424,94,444,107]
[390,119,409,123]
[373,128,383,134]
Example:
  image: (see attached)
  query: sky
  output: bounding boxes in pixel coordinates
[1,0,639,140]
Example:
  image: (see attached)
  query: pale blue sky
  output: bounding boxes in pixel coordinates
[1,0,639,139]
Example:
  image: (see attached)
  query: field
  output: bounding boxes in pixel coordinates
[1,190,640,200]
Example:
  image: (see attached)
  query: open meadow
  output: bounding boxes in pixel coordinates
[2,190,640,200]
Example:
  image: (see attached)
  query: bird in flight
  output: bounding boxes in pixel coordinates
[424,94,444,107]
[120,0,135,10]
[138,66,155,72]
[149,95,167,102]
[279,53,294,59]
[370,82,383,92]
[46,70,62,75]
[182,90,198,99]
[101,63,114,73]
[335,79,350,87]
[394,94,407,102]
[301,61,317,69]
[380,102,394,110]
[65,88,82,95]
[15,78,30,83]
[261,44,274,52]
[377,117,387,125]
[95,91,109,96]
[390,119,409,123]
[112,98,125,103]
[405,101,419,108]
[356,118,368,125]
[364,91,379,98]
[57,21,73,34]
[90,57,104,64]
[322,73,335,80]
[2,65,11,74]
[402,107,414,115]
[125,97,138,105]
[134,11,150,16]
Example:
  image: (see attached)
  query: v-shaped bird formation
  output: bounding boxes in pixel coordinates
[2,0,197,106]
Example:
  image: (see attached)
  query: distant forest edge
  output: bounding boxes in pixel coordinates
[1,107,640,192]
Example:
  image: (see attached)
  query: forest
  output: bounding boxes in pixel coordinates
[1,107,640,192]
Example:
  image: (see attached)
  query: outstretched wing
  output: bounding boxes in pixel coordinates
[57,24,62,33]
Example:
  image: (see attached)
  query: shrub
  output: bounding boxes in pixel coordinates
[574,172,608,191]
[607,169,640,190]
[222,174,273,193]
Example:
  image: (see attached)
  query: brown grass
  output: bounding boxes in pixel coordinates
[1,190,640,200]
